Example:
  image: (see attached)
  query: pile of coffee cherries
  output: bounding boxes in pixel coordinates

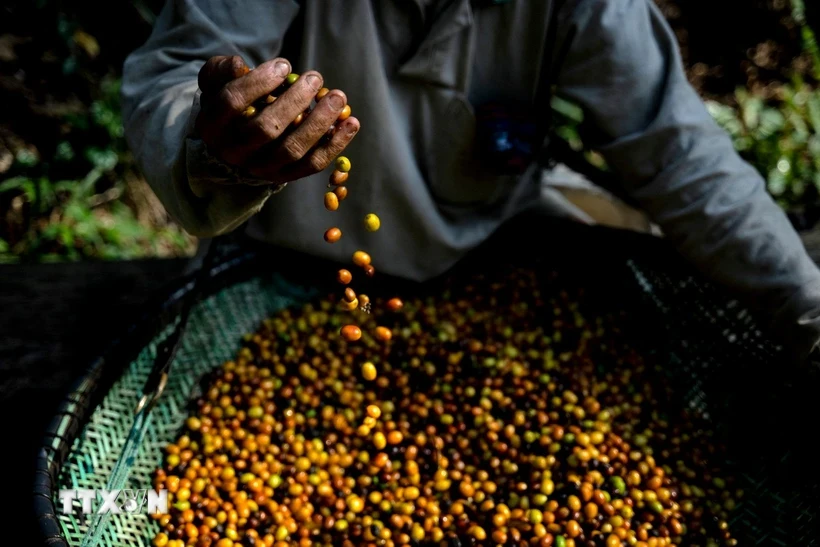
[150,266,739,547]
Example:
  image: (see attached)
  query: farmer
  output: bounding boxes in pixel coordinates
[122,0,820,364]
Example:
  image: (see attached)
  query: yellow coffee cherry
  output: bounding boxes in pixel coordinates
[324,192,339,211]
[364,214,381,232]
[362,362,377,381]
[336,156,351,173]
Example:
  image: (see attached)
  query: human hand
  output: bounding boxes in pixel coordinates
[195,56,360,186]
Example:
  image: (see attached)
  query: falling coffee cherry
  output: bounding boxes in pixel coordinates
[324,227,341,243]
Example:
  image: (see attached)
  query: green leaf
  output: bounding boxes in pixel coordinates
[37,178,56,213]
[53,180,80,194]
[741,96,763,130]
[64,202,92,223]
[55,141,75,162]
[0,177,37,202]
[100,77,122,99]
[58,225,74,248]
[807,93,820,133]
[0,238,8,253]
[585,151,608,170]
[15,149,39,167]
[75,167,105,197]
[550,96,584,124]
[0,176,31,192]
[734,136,753,152]
[706,101,744,137]
[90,101,124,139]
[757,108,786,138]
[84,147,118,171]
[40,223,60,242]
[788,110,810,141]
[768,168,787,196]
[809,135,820,164]
[555,126,582,151]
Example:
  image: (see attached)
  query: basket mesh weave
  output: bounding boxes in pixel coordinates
[626,256,820,546]
[55,274,318,547]
[47,232,820,546]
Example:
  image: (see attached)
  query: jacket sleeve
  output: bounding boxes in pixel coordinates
[553,0,820,362]
[121,0,300,237]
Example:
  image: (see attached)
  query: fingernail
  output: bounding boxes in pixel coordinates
[275,62,289,77]
[305,73,321,90]
[346,123,358,135]
[328,93,344,111]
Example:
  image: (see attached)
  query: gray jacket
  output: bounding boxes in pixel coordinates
[122,0,820,362]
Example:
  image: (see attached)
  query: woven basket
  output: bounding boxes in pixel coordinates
[33,217,820,546]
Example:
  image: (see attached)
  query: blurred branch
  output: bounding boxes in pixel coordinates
[87,185,123,208]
